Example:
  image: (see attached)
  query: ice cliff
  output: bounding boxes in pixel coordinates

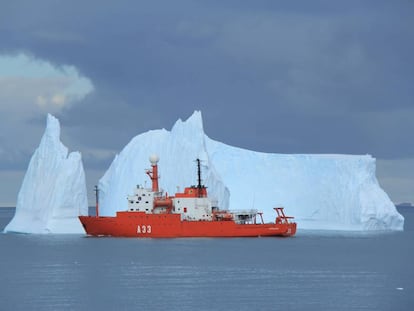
[4,114,88,234]
[100,111,404,231]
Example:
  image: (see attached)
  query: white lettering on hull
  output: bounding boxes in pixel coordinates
[137,225,152,234]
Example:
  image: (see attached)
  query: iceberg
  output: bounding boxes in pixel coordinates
[99,111,404,231]
[99,111,230,217]
[4,114,88,234]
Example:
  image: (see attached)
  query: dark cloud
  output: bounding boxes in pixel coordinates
[1,0,413,168]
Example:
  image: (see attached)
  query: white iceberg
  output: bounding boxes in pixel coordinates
[99,111,404,231]
[99,111,230,217]
[4,114,88,234]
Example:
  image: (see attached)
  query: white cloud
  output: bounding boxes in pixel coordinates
[36,93,67,111]
[0,53,94,116]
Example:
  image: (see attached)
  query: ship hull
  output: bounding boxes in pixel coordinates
[79,212,296,238]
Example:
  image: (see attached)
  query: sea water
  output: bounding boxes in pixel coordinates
[0,207,413,311]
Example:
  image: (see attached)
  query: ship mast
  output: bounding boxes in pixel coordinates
[196,158,203,197]
[94,185,99,217]
[146,155,160,192]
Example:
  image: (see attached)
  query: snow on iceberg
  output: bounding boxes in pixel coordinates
[4,114,88,234]
[99,111,403,231]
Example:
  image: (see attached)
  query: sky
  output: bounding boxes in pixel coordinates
[0,0,413,206]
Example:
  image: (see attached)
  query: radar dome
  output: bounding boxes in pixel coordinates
[149,154,159,165]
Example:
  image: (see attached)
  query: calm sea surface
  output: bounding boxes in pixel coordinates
[0,207,413,311]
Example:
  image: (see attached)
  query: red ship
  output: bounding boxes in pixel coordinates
[79,156,296,238]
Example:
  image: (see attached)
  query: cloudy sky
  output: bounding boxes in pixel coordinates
[0,0,413,206]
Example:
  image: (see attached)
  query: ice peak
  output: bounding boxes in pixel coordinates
[45,113,61,138]
[185,110,203,127]
[171,110,204,134]
[38,114,67,159]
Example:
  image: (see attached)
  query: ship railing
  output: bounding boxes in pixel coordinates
[229,209,258,215]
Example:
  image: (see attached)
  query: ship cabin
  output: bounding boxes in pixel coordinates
[173,186,213,221]
[127,185,155,213]
[127,185,215,221]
